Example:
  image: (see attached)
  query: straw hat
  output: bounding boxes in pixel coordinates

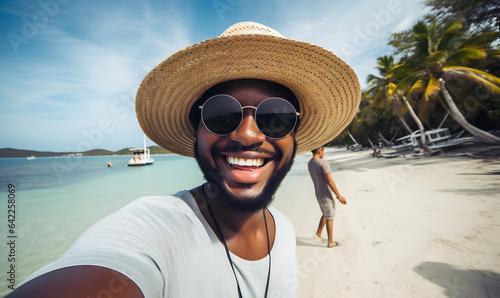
[136,21,361,157]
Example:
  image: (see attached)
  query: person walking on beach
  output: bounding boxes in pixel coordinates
[7,22,360,298]
[308,147,347,247]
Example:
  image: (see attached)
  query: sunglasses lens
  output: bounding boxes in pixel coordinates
[202,95,242,135]
[256,98,297,139]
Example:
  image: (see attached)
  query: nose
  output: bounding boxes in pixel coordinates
[230,110,266,147]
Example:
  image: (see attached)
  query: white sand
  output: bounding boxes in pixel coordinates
[273,147,500,297]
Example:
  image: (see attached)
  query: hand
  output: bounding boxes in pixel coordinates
[337,195,347,205]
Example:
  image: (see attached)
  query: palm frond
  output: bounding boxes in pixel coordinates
[423,76,441,99]
[464,74,500,94]
[413,32,432,57]
[443,66,500,86]
[408,78,427,96]
[442,22,463,36]
[412,21,429,35]
[419,92,437,121]
[387,63,415,76]
[395,70,426,92]
[424,50,448,65]
[361,84,381,99]
[460,32,500,48]
[387,83,397,96]
[372,87,388,106]
[366,74,383,84]
[446,47,486,65]
[438,22,464,51]
[376,55,395,76]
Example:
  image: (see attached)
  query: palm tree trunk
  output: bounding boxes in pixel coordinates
[367,137,375,147]
[378,132,391,146]
[390,95,413,134]
[398,114,413,134]
[439,79,500,144]
[402,95,427,146]
[348,131,359,145]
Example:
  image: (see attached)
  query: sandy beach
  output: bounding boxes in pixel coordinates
[274,146,500,297]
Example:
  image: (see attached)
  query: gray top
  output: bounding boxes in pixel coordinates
[308,158,334,200]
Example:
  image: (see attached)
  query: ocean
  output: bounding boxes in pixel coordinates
[0,152,314,295]
[0,154,205,295]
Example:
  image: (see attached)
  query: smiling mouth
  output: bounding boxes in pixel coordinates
[225,155,266,167]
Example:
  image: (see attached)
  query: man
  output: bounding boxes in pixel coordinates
[7,22,360,297]
[308,147,347,248]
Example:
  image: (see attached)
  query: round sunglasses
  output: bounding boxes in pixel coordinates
[199,94,300,139]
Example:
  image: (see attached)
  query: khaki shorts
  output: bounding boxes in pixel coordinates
[317,197,335,220]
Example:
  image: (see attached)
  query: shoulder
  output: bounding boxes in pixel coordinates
[84,191,206,242]
[319,158,329,165]
[308,158,319,168]
[126,190,191,211]
[111,191,195,222]
[319,159,331,169]
[268,207,295,244]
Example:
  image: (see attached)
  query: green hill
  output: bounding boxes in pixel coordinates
[0,146,172,158]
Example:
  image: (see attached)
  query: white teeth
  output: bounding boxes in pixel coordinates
[226,156,265,167]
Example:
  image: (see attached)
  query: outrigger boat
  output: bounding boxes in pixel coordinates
[127,137,154,166]
[391,127,478,152]
[391,113,480,153]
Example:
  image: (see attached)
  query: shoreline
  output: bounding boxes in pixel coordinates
[2,144,499,296]
[274,146,500,297]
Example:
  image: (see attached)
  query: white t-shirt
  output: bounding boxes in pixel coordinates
[21,191,298,297]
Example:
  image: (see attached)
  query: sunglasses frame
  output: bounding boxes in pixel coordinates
[199,94,300,139]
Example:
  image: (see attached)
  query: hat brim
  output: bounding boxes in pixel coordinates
[136,34,361,157]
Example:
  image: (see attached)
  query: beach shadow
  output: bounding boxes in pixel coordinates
[328,153,452,173]
[438,187,499,196]
[414,262,500,297]
[295,237,327,248]
[458,172,500,175]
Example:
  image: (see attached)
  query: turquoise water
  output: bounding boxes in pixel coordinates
[0,154,205,295]
[0,152,313,295]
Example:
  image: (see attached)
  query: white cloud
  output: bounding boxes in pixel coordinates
[0,0,431,151]
[0,1,192,151]
[276,0,428,89]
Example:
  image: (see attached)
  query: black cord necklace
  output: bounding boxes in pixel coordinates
[205,192,271,298]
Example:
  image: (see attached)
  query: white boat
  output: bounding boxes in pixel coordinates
[127,137,154,166]
[391,132,418,152]
[26,156,36,160]
[391,128,478,152]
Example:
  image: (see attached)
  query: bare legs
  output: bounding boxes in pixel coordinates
[315,216,336,247]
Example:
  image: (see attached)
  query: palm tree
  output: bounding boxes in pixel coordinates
[365,56,413,134]
[391,21,500,144]
[388,83,429,146]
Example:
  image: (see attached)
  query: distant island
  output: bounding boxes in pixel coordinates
[0,146,172,158]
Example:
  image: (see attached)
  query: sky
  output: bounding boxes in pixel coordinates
[0,0,430,152]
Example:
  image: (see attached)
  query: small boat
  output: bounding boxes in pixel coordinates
[26,156,36,160]
[127,137,154,166]
[391,128,478,152]
[391,132,417,152]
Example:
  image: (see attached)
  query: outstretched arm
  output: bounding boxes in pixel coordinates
[5,265,143,298]
[325,172,347,205]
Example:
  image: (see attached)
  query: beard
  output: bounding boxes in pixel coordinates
[194,139,296,213]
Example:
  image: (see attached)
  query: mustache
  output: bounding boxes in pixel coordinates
[212,142,277,157]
